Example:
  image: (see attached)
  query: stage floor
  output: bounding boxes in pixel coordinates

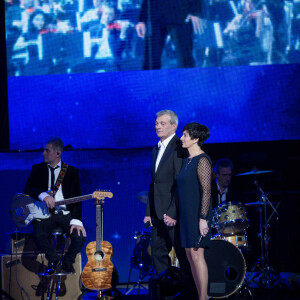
[80,272,300,300]
[81,289,300,300]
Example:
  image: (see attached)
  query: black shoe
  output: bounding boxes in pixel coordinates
[45,260,59,276]
[61,262,75,274]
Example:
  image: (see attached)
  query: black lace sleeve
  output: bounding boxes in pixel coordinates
[197,156,212,219]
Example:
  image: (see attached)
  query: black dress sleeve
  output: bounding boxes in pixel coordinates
[197,155,212,219]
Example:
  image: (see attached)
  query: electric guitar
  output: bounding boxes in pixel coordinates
[10,191,109,228]
[82,195,114,290]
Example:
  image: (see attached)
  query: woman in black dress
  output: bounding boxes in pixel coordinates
[177,122,212,300]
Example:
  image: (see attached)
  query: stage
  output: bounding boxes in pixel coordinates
[79,273,300,299]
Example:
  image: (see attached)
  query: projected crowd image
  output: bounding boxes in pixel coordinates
[5,0,300,76]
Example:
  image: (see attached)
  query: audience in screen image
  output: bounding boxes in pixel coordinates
[12,9,53,75]
[4,0,300,75]
[80,0,105,31]
[89,4,131,61]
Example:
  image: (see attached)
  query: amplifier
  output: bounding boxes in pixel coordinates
[1,253,82,300]
[11,233,39,254]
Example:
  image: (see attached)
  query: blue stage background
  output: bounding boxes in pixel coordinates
[1,141,300,283]
[8,64,300,150]
[2,63,300,283]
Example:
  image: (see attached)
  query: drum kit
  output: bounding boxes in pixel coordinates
[208,167,280,298]
[128,167,279,298]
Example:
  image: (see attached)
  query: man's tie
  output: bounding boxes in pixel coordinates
[218,191,224,205]
[49,166,59,191]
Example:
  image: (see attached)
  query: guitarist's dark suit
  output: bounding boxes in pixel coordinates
[24,162,85,267]
[147,135,194,297]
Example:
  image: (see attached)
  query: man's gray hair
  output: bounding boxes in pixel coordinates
[156,110,178,127]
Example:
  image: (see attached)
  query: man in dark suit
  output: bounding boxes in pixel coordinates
[212,158,243,209]
[136,0,207,69]
[24,137,86,275]
[144,110,194,299]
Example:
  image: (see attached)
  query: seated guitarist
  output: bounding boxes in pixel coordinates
[24,137,86,275]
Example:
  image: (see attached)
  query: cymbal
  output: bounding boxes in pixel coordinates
[137,191,148,204]
[245,201,275,206]
[243,190,282,195]
[236,169,274,176]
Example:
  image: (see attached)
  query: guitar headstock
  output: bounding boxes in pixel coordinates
[92,190,113,201]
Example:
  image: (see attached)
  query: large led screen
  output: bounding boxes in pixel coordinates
[8,64,300,150]
[4,0,300,150]
[5,0,300,76]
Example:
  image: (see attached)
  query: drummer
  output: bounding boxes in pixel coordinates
[212,158,243,209]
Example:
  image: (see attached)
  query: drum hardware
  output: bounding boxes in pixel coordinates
[244,178,280,290]
[126,228,154,295]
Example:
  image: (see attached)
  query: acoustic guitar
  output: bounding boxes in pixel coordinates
[82,193,114,290]
[10,191,108,227]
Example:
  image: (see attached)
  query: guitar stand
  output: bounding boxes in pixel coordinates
[79,286,121,300]
[78,286,89,300]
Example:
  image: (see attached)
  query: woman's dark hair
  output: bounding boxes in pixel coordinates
[182,122,210,147]
[28,9,47,33]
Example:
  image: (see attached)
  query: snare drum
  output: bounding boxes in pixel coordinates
[215,201,249,235]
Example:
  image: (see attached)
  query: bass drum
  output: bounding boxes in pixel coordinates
[205,238,246,298]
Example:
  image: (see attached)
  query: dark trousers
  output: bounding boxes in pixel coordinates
[151,219,197,299]
[32,212,85,265]
[143,22,195,70]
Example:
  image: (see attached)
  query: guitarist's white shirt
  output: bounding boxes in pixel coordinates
[38,161,83,227]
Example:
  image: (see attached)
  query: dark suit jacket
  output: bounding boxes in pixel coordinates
[211,180,243,209]
[146,135,186,220]
[139,0,205,25]
[24,162,82,221]
[89,23,126,59]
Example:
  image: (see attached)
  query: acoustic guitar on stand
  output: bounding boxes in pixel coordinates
[82,192,114,291]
